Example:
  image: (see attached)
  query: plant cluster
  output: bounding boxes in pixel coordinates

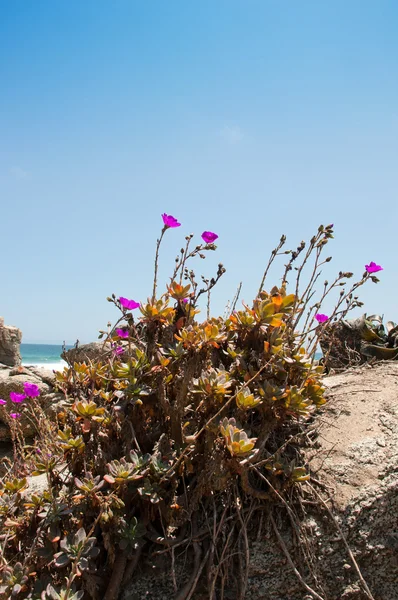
[320,311,397,369]
[0,215,381,599]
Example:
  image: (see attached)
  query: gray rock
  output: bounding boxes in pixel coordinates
[0,317,22,367]
[0,365,66,440]
[61,341,113,364]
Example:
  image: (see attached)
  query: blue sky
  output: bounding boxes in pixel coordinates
[1,0,397,343]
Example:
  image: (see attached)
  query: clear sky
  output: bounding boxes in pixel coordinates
[1,0,397,343]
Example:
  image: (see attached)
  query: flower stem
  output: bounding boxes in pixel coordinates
[152,227,166,302]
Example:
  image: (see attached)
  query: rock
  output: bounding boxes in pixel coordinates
[61,341,113,364]
[302,362,398,600]
[0,317,22,367]
[231,363,398,600]
[27,366,57,386]
[27,473,48,495]
[0,365,67,441]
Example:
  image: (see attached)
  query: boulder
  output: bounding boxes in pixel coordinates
[0,317,22,367]
[291,362,398,600]
[61,341,113,364]
[0,365,66,441]
[244,362,398,600]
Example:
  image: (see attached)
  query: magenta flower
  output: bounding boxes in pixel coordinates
[0,399,6,406]
[315,313,329,323]
[201,231,218,244]
[10,392,27,404]
[116,328,129,339]
[162,213,181,228]
[365,262,383,274]
[23,382,40,397]
[119,297,140,310]
[10,412,21,419]
[182,298,189,304]
[112,344,124,356]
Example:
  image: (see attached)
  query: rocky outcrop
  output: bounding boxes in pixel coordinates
[0,317,22,367]
[0,364,66,441]
[243,362,398,600]
[61,341,113,364]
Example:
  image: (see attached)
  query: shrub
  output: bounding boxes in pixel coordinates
[0,218,379,599]
[320,312,398,369]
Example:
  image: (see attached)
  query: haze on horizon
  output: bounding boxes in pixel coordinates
[1,1,397,344]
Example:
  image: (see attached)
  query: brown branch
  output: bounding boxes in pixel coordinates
[258,235,287,296]
[103,551,128,600]
[235,486,250,600]
[152,227,166,301]
[122,541,145,586]
[175,516,202,600]
[308,483,376,600]
[270,514,326,600]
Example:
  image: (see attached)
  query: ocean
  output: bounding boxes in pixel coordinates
[21,343,72,371]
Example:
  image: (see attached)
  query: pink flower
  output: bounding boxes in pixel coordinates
[365,262,383,274]
[112,344,124,356]
[0,399,6,405]
[162,213,181,228]
[315,313,329,323]
[10,392,27,404]
[182,298,189,304]
[119,297,140,310]
[201,231,218,244]
[23,382,40,397]
[10,412,21,419]
[116,328,129,339]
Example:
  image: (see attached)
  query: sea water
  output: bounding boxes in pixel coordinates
[21,343,72,372]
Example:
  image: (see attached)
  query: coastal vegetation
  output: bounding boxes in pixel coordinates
[0,216,381,599]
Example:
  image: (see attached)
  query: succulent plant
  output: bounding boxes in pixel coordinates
[104,457,145,485]
[44,584,84,600]
[236,387,262,410]
[0,562,29,597]
[0,221,377,599]
[117,517,146,553]
[220,417,257,457]
[57,428,85,453]
[53,527,99,571]
[192,369,232,401]
[320,313,398,369]
[74,473,105,497]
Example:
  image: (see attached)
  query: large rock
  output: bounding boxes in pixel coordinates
[303,362,398,599]
[0,364,66,441]
[245,362,398,600]
[0,317,22,367]
[61,341,113,364]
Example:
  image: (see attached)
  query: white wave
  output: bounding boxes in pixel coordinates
[22,360,68,372]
